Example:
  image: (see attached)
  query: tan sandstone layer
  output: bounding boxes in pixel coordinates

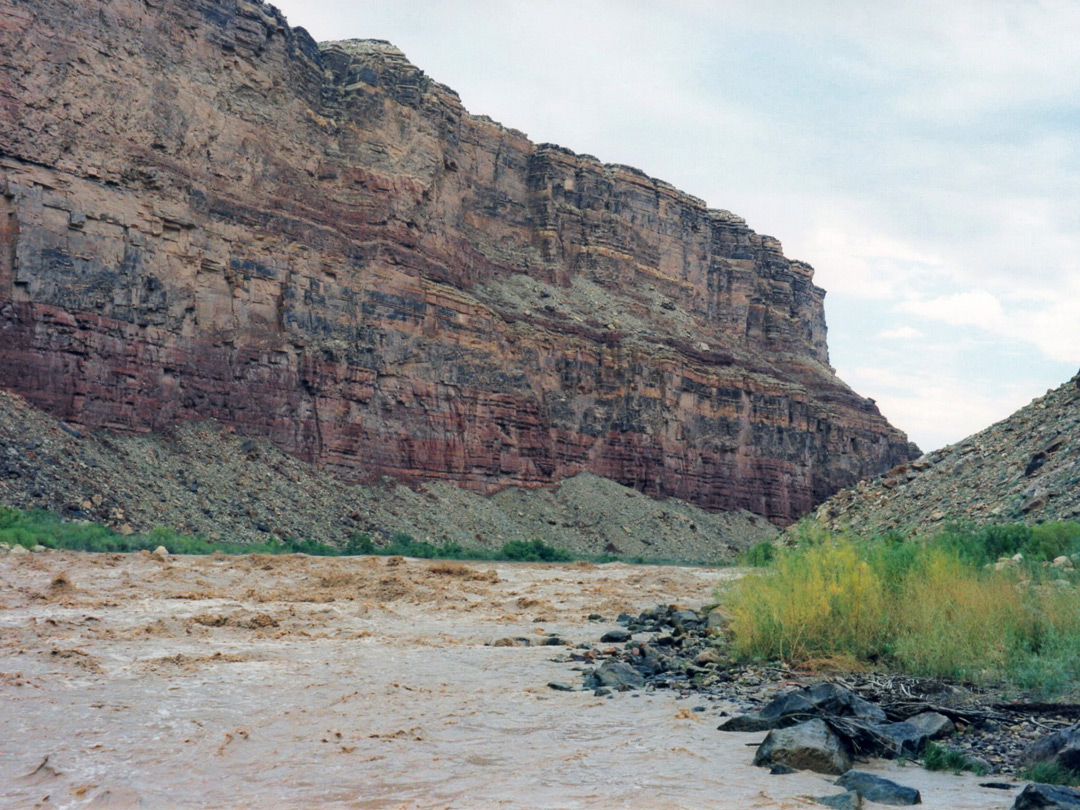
[0,0,917,524]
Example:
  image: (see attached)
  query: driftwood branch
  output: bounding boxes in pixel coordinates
[990,702,1080,716]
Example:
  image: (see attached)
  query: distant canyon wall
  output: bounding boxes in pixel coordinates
[0,0,918,523]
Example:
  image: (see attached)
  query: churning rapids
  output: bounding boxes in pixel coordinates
[0,551,1014,809]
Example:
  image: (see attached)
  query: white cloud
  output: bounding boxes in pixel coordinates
[877,326,923,340]
[891,284,1080,367]
[898,290,1007,330]
[1005,289,1080,365]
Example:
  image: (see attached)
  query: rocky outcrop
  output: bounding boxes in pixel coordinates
[0,0,917,523]
[806,371,1080,535]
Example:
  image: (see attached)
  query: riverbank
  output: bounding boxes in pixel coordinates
[0,551,1020,808]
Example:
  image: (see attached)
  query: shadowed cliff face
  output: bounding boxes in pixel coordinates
[0,0,918,524]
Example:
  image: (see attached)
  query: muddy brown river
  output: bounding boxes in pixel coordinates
[0,552,1018,808]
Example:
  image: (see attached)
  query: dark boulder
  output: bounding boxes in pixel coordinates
[835,770,921,806]
[670,609,702,630]
[752,718,853,775]
[904,711,955,741]
[719,682,886,732]
[1010,783,1080,809]
[862,721,929,759]
[1023,729,1080,773]
[583,660,645,690]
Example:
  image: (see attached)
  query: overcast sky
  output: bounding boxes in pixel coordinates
[270,0,1080,453]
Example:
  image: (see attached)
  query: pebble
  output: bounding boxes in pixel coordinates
[491,637,531,647]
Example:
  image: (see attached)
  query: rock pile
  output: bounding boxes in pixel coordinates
[806,371,1080,536]
[550,602,1080,804]
[719,683,952,765]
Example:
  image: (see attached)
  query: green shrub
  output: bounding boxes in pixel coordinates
[339,533,572,563]
[381,533,444,558]
[1023,522,1080,561]
[861,534,919,594]
[0,509,141,553]
[786,523,834,547]
[934,523,1022,566]
[0,506,20,530]
[284,537,340,556]
[981,523,1034,561]
[738,540,777,567]
[499,539,572,563]
[927,521,1080,566]
[922,742,987,775]
[0,504,697,567]
[344,533,376,555]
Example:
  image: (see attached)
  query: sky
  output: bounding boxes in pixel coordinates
[269,0,1080,453]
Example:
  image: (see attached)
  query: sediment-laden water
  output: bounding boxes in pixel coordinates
[0,552,1016,808]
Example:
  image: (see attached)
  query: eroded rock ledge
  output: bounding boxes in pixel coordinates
[0,0,917,523]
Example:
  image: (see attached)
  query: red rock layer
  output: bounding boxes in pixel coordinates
[0,0,918,523]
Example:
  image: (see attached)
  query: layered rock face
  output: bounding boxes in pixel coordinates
[0,0,917,523]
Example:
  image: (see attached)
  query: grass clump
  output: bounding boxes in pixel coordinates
[723,524,1080,695]
[892,551,1025,680]
[1018,761,1080,786]
[922,742,988,775]
[727,540,888,663]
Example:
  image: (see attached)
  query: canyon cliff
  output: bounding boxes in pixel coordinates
[0,0,917,524]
